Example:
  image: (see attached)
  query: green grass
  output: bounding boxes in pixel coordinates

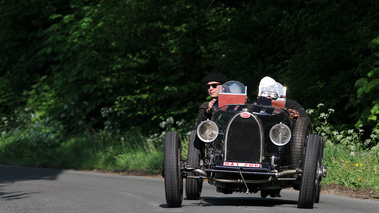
[323,142,379,191]
[0,129,164,174]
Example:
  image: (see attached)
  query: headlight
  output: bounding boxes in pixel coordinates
[269,123,291,146]
[197,120,219,142]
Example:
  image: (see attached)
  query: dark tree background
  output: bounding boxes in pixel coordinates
[1,0,378,135]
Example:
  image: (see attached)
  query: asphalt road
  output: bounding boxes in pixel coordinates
[0,165,377,213]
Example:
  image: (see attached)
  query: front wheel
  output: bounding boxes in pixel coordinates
[185,130,204,200]
[290,117,312,169]
[297,134,321,209]
[164,131,183,207]
[290,117,312,190]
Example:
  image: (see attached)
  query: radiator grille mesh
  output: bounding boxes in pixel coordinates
[225,114,262,163]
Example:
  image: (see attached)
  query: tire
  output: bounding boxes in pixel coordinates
[164,131,183,207]
[315,137,325,203]
[290,117,312,169]
[297,134,321,209]
[291,117,312,190]
[185,130,204,200]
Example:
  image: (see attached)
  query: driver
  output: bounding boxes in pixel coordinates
[196,73,228,125]
[258,76,310,121]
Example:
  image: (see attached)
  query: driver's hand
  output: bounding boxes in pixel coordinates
[288,109,300,119]
[206,99,217,114]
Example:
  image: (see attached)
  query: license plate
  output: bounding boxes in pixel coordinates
[223,162,262,168]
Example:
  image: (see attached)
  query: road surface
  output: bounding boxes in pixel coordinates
[0,165,377,212]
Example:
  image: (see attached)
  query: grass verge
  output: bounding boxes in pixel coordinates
[0,130,163,175]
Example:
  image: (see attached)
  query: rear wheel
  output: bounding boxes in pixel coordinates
[185,130,204,200]
[297,134,321,209]
[164,131,183,207]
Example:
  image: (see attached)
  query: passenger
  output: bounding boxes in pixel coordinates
[258,76,310,121]
[196,73,228,125]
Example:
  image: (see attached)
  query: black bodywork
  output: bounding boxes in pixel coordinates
[200,104,296,194]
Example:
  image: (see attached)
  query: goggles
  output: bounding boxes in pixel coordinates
[260,91,279,99]
[206,83,221,89]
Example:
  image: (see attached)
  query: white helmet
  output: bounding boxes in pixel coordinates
[259,76,277,87]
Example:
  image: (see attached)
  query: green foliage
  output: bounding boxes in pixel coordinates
[307,104,378,191]
[1,0,379,134]
[0,107,194,173]
[273,0,379,130]
[0,116,163,173]
[308,103,378,149]
[0,111,63,167]
[353,36,379,129]
[0,0,58,116]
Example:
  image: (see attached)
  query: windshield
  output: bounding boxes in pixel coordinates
[258,82,286,99]
[220,81,247,95]
[218,81,247,108]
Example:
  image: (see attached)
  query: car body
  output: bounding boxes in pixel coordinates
[163,81,327,209]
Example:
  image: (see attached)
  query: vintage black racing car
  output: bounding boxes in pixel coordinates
[163,81,327,209]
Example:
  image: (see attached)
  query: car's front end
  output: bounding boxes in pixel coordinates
[196,104,298,194]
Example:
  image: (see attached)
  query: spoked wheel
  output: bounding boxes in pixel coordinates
[164,131,183,207]
[298,134,321,209]
[185,130,204,200]
[315,137,325,203]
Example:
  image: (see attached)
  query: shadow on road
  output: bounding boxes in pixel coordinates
[0,164,63,183]
[0,186,40,200]
[160,196,298,208]
[200,196,297,207]
[0,164,63,200]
